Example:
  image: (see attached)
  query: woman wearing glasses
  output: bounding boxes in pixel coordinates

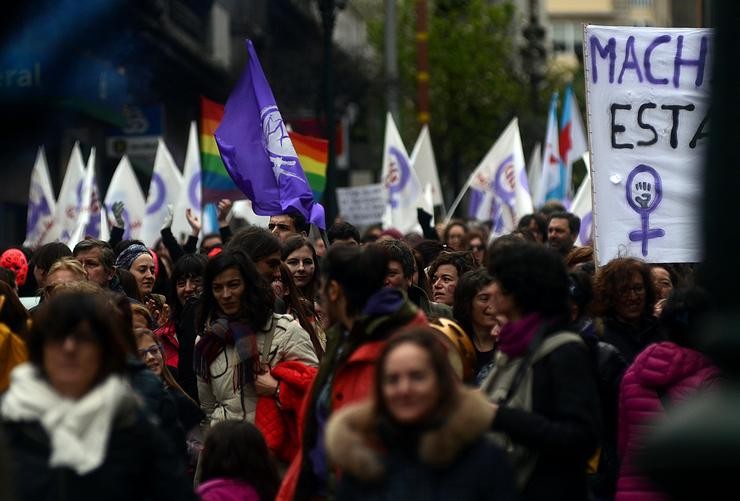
[592,257,663,365]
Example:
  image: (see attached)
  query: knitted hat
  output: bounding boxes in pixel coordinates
[0,249,28,287]
[115,244,151,271]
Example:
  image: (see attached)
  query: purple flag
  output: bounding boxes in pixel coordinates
[215,40,326,229]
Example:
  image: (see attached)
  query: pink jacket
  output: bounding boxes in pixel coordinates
[197,478,260,501]
[616,341,720,501]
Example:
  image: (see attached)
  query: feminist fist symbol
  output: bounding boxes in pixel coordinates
[626,164,665,257]
[634,181,653,209]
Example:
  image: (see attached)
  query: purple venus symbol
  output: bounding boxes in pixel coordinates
[626,164,665,257]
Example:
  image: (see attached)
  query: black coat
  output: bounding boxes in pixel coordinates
[491,341,602,501]
[600,315,662,365]
[2,397,196,501]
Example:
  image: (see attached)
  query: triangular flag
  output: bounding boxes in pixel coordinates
[538,93,566,205]
[141,139,184,246]
[172,121,203,242]
[51,142,86,244]
[571,153,593,246]
[104,155,146,240]
[410,125,444,208]
[560,85,588,200]
[69,148,107,246]
[215,40,325,229]
[462,118,532,236]
[526,142,542,208]
[380,113,423,234]
[24,147,57,248]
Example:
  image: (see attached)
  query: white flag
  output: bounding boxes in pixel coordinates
[51,142,86,244]
[571,154,593,246]
[104,155,146,240]
[537,93,565,206]
[24,147,57,248]
[69,148,107,246]
[410,125,444,208]
[560,86,588,200]
[463,118,533,236]
[172,121,202,242]
[526,142,542,208]
[141,139,184,246]
[380,113,423,234]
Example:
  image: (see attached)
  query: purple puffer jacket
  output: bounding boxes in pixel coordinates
[197,478,260,501]
[616,341,720,501]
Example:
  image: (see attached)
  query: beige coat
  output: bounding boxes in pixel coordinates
[197,313,318,424]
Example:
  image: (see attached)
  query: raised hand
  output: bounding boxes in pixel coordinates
[186,208,201,236]
[161,204,174,230]
[634,181,652,209]
[217,199,233,227]
[112,201,125,227]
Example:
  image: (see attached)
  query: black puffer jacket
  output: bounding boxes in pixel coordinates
[2,395,196,501]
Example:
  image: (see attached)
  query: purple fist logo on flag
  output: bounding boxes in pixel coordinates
[385,147,413,208]
[216,40,325,229]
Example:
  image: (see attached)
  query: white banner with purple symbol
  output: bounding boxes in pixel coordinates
[172,121,202,242]
[463,118,532,236]
[571,154,593,246]
[50,142,86,244]
[104,155,146,240]
[141,139,184,246]
[585,25,710,264]
[69,148,108,246]
[381,113,423,234]
[24,147,57,248]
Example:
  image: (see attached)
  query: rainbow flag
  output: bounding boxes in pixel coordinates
[289,130,328,202]
[200,96,245,203]
[201,97,327,203]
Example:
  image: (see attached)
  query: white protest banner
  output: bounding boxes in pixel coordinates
[337,183,385,227]
[172,121,202,241]
[380,113,423,233]
[141,139,184,246]
[24,147,57,248]
[584,25,710,264]
[104,155,146,239]
[51,142,86,244]
[571,154,593,246]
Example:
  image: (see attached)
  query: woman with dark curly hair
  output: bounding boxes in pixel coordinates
[194,250,318,425]
[427,251,478,307]
[592,257,662,364]
[481,241,601,500]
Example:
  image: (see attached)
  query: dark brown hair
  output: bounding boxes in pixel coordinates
[373,327,459,423]
[27,292,129,383]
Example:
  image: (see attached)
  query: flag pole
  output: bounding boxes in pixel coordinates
[444,175,475,224]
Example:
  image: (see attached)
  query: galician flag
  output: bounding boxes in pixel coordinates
[571,153,593,246]
[51,142,86,244]
[142,139,184,246]
[537,93,566,206]
[172,121,202,242]
[24,147,57,248]
[559,85,588,201]
[104,155,146,239]
[381,112,423,234]
[463,117,532,235]
[215,40,325,229]
[410,125,444,208]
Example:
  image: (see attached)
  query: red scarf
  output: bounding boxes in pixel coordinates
[497,312,542,358]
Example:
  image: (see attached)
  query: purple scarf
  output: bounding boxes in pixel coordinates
[497,312,543,358]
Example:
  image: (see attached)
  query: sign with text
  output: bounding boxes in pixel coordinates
[336,183,385,226]
[584,25,711,264]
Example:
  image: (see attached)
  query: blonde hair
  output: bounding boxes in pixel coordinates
[47,256,87,281]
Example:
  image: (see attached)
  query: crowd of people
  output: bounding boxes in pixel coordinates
[0,199,721,501]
